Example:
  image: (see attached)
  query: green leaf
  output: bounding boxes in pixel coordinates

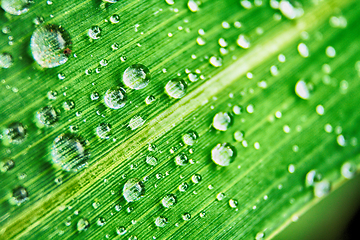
[1,0,359,239]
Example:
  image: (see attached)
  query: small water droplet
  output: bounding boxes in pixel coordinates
[237,34,251,49]
[110,14,120,24]
[182,131,198,146]
[191,174,202,184]
[0,158,15,172]
[63,100,75,111]
[187,0,199,12]
[297,43,309,58]
[216,192,225,201]
[11,186,28,205]
[179,182,189,192]
[96,123,111,139]
[341,162,357,179]
[97,217,106,226]
[279,0,304,20]
[129,116,145,130]
[229,199,238,208]
[175,153,189,166]
[146,155,158,166]
[295,79,312,100]
[182,213,191,221]
[4,122,26,144]
[36,106,58,127]
[116,226,127,235]
[314,180,330,198]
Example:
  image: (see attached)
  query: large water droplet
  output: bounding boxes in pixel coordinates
[213,112,232,131]
[4,122,26,144]
[0,53,13,68]
[1,0,32,15]
[104,87,127,109]
[123,64,151,90]
[30,24,72,68]
[165,78,187,99]
[162,194,177,208]
[123,178,145,202]
[211,143,236,166]
[51,133,89,172]
[36,106,58,127]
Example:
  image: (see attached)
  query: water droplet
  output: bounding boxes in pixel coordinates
[30,24,72,68]
[237,34,251,49]
[279,0,304,20]
[11,186,28,205]
[146,155,158,166]
[191,174,202,184]
[314,180,330,198]
[77,218,90,231]
[1,0,32,15]
[97,217,106,226]
[88,26,102,40]
[96,123,111,139]
[51,133,89,172]
[341,162,357,179]
[295,80,312,100]
[91,92,100,100]
[145,95,156,105]
[213,112,232,131]
[63,100,75,111]
[162,194,177,208]
[175,153,189,166]
[0,53,13,68]
[36,106,58,127]
[216,192,225,201]
[182,213,191,221]
[165,78,187,99]
[337,134,346,147]
[116,226,127,235]
[288,164,295,173]
[182,131,198,146]
[0,158,15,172]
[129,116,145,130]
[232,105,242,115]
[104,87,127,109]
[209,56,222,67]
[305,169,322,187]
[165,0,174,5]
[4,122,26,144]
[211,143,236,166]
[155,216,168,227]
[123,178,145,202]
[234,131,245,142]
[325,46,336,58]
[229,199,238,208]
[297,43,309,58]
[187,0,199,12]
[179,182,189,192]
[123,64,151,90]
[110,14,120,24]
[255,232,265,240]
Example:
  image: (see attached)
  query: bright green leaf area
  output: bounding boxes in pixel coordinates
[1,0,360,239]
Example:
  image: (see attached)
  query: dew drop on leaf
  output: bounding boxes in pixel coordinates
[4,122,27,144]
[104,87,127,109]
[175,153,189,166]
[211,143,236,166]
[155,216,168,227]
[162,194,177,208]
[165,78,187,99]
[123,178,145,202]
[11,186,28,205]
[341,162,357,179]
[182,131,198,146]
[213,112,232,131]
[0,53,14,68]
[30,24,72,68]
[1,0,32,16]
[36,106,58,127]
[77,218,90,231]
[123,64,151,90]
[314,180,331,198]
[0,158,15,172]
[96,123,111,139]
[51,133,89,172]
[88,26,102,40]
